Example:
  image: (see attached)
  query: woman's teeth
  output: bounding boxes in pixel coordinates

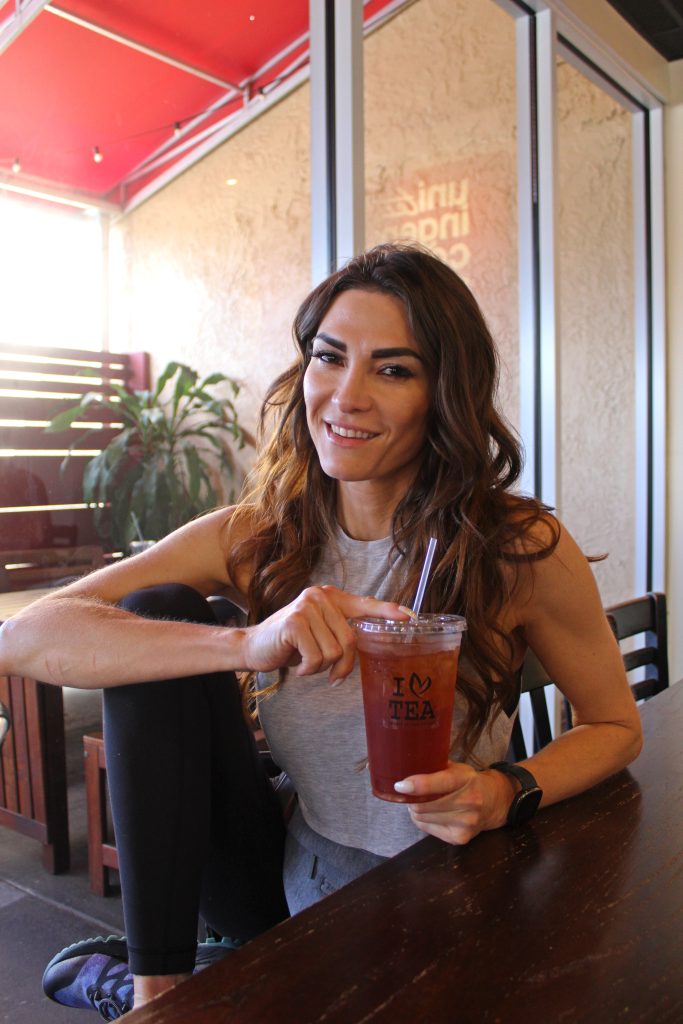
[329,424,375,439]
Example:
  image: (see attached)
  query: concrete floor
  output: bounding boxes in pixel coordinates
[0,688,125,1024]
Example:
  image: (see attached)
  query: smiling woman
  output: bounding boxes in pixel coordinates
[1,242,641,1019]
[303,289,430,534]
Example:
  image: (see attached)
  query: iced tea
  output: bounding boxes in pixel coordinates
[353,615,466,802]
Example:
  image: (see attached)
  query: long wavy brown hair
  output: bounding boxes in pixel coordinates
[228,243,559,759]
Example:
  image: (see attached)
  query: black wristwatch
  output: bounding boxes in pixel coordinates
[489,762,543,827]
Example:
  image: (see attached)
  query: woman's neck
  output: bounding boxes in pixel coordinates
[335,481,404,541]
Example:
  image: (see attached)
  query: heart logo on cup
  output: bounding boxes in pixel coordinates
[409,672,432,698]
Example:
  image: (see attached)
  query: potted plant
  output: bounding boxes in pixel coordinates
[47,361,249,551]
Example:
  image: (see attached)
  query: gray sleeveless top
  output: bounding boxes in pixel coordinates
[257,526,514,857]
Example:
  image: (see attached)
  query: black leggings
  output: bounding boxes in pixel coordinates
[103,584,289,976]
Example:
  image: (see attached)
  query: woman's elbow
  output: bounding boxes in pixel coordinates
[0,618,16,677]
[0,617,29,678]
[621,711,644,766]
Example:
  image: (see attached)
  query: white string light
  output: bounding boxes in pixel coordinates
[4,59,295,179]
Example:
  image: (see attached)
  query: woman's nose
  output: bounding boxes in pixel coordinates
[333,368,372,412]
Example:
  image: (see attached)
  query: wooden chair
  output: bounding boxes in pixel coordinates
[605,592,669,702]
[509,592,669,760]
[508,649,554,761]
[0,545,105,591]
[83,732,119,896]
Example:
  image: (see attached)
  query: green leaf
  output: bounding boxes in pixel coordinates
[45,406,86,433]
[183,445,202,504]
[153,361,182,400]
[198,372,229,388]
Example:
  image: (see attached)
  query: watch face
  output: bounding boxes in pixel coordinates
[510,787,543,826]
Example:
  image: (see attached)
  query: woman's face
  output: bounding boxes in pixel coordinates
[303,288,431,492]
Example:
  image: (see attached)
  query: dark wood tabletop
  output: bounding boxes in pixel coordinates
[130,683,683,1024]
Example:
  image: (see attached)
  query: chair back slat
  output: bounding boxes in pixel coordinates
[508,592,668,763]
[606,592,669,701]
[529,688,553,751]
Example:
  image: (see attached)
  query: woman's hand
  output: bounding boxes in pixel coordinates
[240,585,410,683]
[394,764,516,845]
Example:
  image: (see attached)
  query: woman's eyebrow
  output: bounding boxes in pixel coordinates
[313,332,422,360]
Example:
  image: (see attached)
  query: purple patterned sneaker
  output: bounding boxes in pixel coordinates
[42,936,132,1019]
[42,934,242,1017]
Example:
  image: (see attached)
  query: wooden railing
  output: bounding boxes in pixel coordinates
[0,343,149,552]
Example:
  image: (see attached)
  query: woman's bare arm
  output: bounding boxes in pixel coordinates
[398,519,643,843]
[497,521,643,805]
[0,507,409,689]
[0,508,243,687]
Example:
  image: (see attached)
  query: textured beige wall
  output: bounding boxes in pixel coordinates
[556,59,635,605]
[364,0,519,432]
[109,85,312,478]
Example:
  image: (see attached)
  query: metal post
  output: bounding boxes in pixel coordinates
[309,0,336,284]
[535,9,560,513]
[334,0,364,268]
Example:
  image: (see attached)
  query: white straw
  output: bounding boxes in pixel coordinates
[411,536,437,614]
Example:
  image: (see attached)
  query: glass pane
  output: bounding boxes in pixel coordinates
[0,198,104,350]
[364,0,519,431]
[556,58,635,605]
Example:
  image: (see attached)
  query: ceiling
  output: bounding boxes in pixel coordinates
[0,1,679,214]
[606,0,683,62]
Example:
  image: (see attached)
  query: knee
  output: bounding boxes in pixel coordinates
[119,583,214,624]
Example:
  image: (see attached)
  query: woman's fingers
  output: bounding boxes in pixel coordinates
[243,585,410,678]
[393,764,497,847]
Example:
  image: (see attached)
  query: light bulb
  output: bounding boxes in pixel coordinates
[11,157,21,174]
[93,146,103,163]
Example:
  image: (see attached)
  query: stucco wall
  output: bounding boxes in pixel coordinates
[556,59,635,605]
[109,85,312,479]
[364,0,519,431]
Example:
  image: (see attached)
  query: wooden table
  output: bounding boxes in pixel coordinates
[131,682,682,1024]
[0,588,70,872]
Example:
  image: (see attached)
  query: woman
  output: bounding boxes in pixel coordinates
[0,243,642,1018]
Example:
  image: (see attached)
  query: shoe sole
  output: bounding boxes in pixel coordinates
[43,934,128,977]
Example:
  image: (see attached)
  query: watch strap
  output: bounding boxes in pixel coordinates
[489,761,543,827]
[489,761,538,792]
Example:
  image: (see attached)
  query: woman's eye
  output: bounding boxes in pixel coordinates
[310,349,342,365]
[380,364,413,378]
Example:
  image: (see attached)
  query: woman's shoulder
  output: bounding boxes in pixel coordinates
[497,500,596,621]
[498,494,561,561]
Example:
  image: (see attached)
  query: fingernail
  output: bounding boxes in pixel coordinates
[394,779,415,794]
[399,606,418,621]
[330,676,344,688]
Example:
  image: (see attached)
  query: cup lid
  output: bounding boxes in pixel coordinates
[351,614,466,635]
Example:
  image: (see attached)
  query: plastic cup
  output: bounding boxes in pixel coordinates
[352,614,467,802]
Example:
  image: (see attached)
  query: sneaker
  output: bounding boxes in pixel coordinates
[42,936,132,1019]
[43,933,242,1017]
[195,935,244,971]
